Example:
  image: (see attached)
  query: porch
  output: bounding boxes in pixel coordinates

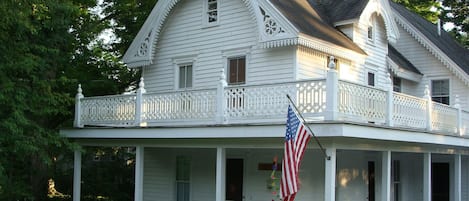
[71,138,469,201]
[73,68,469,137]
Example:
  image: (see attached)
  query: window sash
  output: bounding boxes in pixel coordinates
[367,72,375,87]
[431,79,449,105]
[228,57,246,85]
[179,65,192,89]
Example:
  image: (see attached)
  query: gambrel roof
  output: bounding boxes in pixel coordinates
[123,0,468,84]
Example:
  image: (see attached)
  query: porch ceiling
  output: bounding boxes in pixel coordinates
[61,122,469,148]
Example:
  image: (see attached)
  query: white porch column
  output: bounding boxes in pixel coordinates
[454,154,462,201]
[382,151,391,201]
[73,150,82,201]
[216,147,226,201]
[324,147,336,201]
[423,153,432,201]
[134,146,144,201]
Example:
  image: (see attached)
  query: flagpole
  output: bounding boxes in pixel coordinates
[286,94,331,160]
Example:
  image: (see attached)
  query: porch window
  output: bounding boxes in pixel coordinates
[392,160,400,201]
[228,56,246,85]
[176,156,191,201]
[431,79,449,105]
[179,64,193,89]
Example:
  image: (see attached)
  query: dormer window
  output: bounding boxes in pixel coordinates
[367,25,374,40]
[205,0,218,24]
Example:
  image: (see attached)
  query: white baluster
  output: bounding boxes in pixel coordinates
[135,78,146,126]
[424,85,432,131]
[325,56,338,121]
[386,73,394,126]
[74,84,84,128]
[216,69,227,123]
[454,94,462,136]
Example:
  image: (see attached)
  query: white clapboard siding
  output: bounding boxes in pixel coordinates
[357,12,390,90]
[143,0,295,92]
[143,148,175,201]
[143,148,216,201]
[297,47,328,79]
[395,25,469,108]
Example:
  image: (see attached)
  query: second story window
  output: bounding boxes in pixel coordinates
[206,0,218,24]
[393,77,402,92]
[228,56,246,85]
[431,79,450,105]
[179,64,193,89]
[367,72,375,87]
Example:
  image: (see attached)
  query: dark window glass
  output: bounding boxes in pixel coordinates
[228,57,246,85]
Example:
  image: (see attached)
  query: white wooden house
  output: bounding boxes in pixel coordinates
[61,0,469,201]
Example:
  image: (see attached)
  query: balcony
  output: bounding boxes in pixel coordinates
[73,69,469,137]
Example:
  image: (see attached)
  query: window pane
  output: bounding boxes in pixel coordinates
[179,66,186,88]
[237,57,246,83]
[431,79,449,105]
[186,65,192,88]
[368,72,375,86]
[228,57,246,85]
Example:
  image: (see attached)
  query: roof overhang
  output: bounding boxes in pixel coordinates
[387,57,423,82]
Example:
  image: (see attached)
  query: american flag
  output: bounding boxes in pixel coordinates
[280,105,312,201]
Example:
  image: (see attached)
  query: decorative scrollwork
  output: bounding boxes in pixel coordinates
[136,31,152,57]
[260,7,285,36]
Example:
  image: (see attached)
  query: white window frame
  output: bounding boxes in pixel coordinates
[203,0,219,27]
[173,57,197,90]
[430,78,451,105]
[367,15,376,43]
[222,47,251,85]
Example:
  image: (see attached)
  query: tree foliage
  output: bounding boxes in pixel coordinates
[440,0,469,48]
[0,0,144,199]
[393,0,441,22]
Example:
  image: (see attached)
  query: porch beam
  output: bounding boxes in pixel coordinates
[324,147,336,201]
[73,150,81,201]
[381,151,391,201]
[216,147,226,201]
[454,154,461,201]
[423,153,431,201]
[134,146,144,201]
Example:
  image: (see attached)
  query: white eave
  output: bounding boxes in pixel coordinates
[387,56,423,82]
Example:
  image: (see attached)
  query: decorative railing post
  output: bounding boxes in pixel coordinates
[216,69,227,124]
[454,95,462,135]
[386,73,394,126]
[424,85,433,131]
[74,84,84,128]
[135,78,146,126]
[325,56,338,121]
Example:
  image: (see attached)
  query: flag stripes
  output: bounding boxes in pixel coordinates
[280,105,312,201]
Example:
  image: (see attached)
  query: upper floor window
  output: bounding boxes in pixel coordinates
[393,77,401,92]
[228,56,246,85]
[178,64,193,89]
[367,25,374,40]
[367,72,375,87]
[205,0,218,24]
[431,79,450,105]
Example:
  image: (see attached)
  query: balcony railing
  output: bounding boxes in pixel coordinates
[73,68,469,137]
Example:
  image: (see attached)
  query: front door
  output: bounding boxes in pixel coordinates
[432,163,450,201]
[226,159,244,201]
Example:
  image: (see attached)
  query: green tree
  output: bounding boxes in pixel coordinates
[393,0,441,22]
[440,0,469,48]
[0,0,141,199]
